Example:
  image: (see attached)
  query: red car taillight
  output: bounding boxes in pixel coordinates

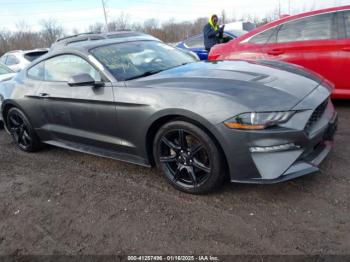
[208,54,220,61]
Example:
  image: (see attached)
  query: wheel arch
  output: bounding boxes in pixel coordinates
[145,111,230,178]
[2,100,30,131]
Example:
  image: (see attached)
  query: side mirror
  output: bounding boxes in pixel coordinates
[68,73,104,88]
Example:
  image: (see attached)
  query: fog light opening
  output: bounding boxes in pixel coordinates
[250,143,301,153]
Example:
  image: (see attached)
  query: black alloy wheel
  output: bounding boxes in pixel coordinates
[6,108,41,152]
[154,121,224,194]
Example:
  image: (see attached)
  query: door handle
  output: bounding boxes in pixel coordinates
[267,49,284,56]
[39,92,50,98]
[341,47,350,52]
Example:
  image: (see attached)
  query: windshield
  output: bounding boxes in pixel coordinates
[0,64,13,75]
[227,29,248,37]
[90,41,197,81]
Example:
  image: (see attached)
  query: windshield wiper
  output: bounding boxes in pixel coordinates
[124,62,194,81]
[125,69,164,81]
[164,62,193,71]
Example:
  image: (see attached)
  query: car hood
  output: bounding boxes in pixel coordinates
[128,60,324,111]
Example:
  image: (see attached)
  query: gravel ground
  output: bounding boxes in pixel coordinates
[0,101,349,256]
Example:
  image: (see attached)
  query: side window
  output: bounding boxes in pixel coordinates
[0,64,11,74]
[0,55,7,64]
[27,62,45,80]
[277,13,335,43]
[5,55,19,66]
[248,27,278,44]
[221,33,233,44]
[44,55,101,82]
[184,36,203,48]
[343,11,350,37]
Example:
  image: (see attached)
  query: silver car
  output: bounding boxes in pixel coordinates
[0,48,48,72]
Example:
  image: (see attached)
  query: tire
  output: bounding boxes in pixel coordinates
[6,107,41,152]
[153,120,225,194]
[0,120,3,129]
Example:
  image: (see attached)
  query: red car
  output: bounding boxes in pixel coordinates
[209,5,350,99]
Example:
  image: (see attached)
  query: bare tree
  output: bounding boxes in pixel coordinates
[143,18,159,34]
[130,22,143,32]
[72,28,80,35]
[15,21,31,32]
[0,30,12,55]
[88,22,105,33]
[108,12,130,31]
[190,17,207,35]
[0,24,43,54]
[1,8,277,55]
[12,21,41,50]
[40,19,64,46]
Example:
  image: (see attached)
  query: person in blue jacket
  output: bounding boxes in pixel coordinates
[203,14,225,52]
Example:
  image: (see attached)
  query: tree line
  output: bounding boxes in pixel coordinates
[0,13,273,56]
[0,1,323,56]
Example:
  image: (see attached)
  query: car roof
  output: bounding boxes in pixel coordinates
[51,31,160,50]
[55,30,148,42]
[51,36,161,53]
[5,48,48,55]
[236,5,350,42]
[31,35,164,66]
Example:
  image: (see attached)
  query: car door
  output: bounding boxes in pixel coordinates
[261,12,339,87]
[333,9,350,98]
[24,61,47,130]
[37,54,119,151]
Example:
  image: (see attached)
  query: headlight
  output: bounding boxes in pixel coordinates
[224,111,296,130]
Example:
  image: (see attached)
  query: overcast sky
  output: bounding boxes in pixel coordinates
[0,0,349,33]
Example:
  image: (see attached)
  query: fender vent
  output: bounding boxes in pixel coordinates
[305,99,329,133]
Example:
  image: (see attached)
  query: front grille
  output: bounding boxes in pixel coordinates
[305,99,329,132]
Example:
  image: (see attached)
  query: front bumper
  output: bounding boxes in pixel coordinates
[218,83,337,184]
[231,113,337,184]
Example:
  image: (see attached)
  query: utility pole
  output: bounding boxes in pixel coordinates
[101,0,109,32]
[288,0,291,14]
[278,0,281,17]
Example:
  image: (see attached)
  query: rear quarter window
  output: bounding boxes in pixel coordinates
[184,36,203,48]
[277,12,336,43]
[248,27,278,44]
[343,10,350,37]
[5,55,19,66]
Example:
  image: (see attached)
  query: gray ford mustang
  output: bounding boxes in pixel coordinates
[0,34,338,194]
